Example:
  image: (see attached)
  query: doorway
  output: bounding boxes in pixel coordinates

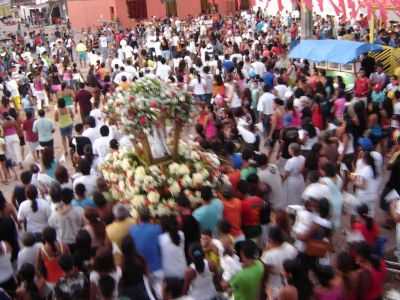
[240,0,250,10]
[110,6,115,21]
[165,0,177,17]
[200,0,209,13]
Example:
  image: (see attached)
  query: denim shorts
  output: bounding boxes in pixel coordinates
[60,125,73,137]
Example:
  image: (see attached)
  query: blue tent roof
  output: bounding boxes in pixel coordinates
[289,39,383,64]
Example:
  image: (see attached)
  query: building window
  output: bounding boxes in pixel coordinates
[165,0,177,17]
[127,0,147,19]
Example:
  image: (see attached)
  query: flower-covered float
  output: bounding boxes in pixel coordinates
[101,78,222,216]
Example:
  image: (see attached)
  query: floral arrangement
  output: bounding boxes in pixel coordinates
[104,77,192,138]
[100,141,223,216]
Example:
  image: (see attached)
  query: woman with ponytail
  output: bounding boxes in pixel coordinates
[352,204,380,247]
[183,244,218,300]
[352,138,381,216]
[37,226,69,286]
[17,185,51,239]
[159,215,187,279]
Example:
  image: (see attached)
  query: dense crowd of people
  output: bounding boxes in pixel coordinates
[0,8,399,300]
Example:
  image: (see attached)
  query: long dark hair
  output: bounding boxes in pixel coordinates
[120,235,147,286]
[283,258,313,300]
[363,151,377,178]
[26,185,38,213]
[42,226,58,255]
[357,204,374,231]
[190,244,205,273]
[161,215,181,246]
[41,147,55,170]
[0,191,6,211]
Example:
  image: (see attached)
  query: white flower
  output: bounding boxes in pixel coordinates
[201,169,209,179]
[148,191,160,204]
[168,162,180,175]
[190,151,200,161]
[182,174,192,187]
[194,162,203,172]
[177,164,190,176]
[149,165,161,175]
[192,173,203,186]
[131,195,145,206]
[135,166,146,178]
[118,181,125,191]
[156,205,171,216]
[169,181,181,196]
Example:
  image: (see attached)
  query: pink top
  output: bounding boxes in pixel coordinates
[334,98,346,120]
[314,286,344,300]
[205,120,217,140]
[34,78,44,91]
[3,124,16,136]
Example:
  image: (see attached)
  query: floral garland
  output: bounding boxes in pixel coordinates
[101,141,222,216]
[104,77,192,137]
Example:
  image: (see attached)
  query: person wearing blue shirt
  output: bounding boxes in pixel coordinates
[193,186,223,233]
[262,68,274,87]
[223,54,235,73]
[32,109,54,149]
[72,183,96,208]
[224,141,243,170]
[129,207,162,273]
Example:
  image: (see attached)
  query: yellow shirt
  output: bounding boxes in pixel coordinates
[106,218,136,248]
[76,43,87,53]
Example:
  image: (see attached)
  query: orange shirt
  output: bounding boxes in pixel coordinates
[222,198,242,237]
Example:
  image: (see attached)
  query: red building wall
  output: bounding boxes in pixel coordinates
[146,0,167,18]
[176,0,202,16]
[68,0,119,29]
[68,0,254,29]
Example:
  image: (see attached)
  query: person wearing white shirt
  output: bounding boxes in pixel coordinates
[88,50,101,66]
[82,116,100,145]
[114,67,132,84]
[159,217,187,278]
[237,117,256,145]
[111,57,124,71]
[99,34,108,60]
[251,57,266,76]
[274,78,289,100]
[17,185,51,236]
[257,154,284,209]
[73,158,98,196]
[189,74,206,100]
[261,226,297,299]
[354,144,380,216]
[125,60,138,79]
[156,57,171,82]
[93,125,112,165]
[257,85,276,135]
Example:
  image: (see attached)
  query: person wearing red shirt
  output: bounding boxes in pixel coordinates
[352,204,379,247]
[74,83,92,122]
[238,181,263,240]
[354,242,386,300]
[354,70,370,101]
[220,185,243,240]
